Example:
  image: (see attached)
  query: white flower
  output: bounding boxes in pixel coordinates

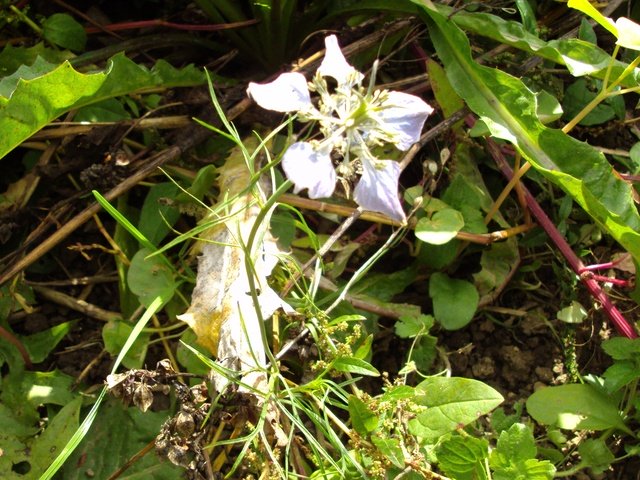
[354,158,405,221]
[318,35,364,85]
[246,72,312,112]
[247,35,434,222]
[567,0,640,51]
[613,17,640,51]
[281,142,336,198]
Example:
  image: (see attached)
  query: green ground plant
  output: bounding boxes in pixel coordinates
[0,0,640,479]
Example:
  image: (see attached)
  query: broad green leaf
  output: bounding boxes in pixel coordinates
[74,98,131,123]
[578,18,598,44]
[526,384,631,433]
[417,240,459,270]
[490,422,555,479]
[411,336,438,371]
[395,314,434,338]
[429,272,479,330]
[490,405,523,433]
[556,301,588,324]
[534,89,564,124]
[0,392,82,478]
[353,333,373,360]
[442,165,492,215]
[578,438,615,474]
[176,329,212,375]
[436,435,489,479]
[102,321,150,369]
[415,2,640,262]
[436,3,639,85]
[348,395,379,435]
[0,43,71,76]
[473,239,519,297]
[416,208,464,245]
[601,337,640,360]
[332,356,380,377]
[0,431,30,478]
[371,435,405,469]
[181,164,218,202]
[42,13,87,51]
[0,53,205,160]
[21,321,72,363]
[562,78,623,126]
[138,182,181,246]
[128,248,177,307]
[0,402,38,437]
[351,266,417,301]
[0,370,76,419]
[42,298,163,480]
[567,0,617,37]
[515,0,537,34]
[409,376,503,440]
[427,58,465,120]
[493,459,556,480]
[380,385,415,402]
[61,400,181,479]
[0,56,58,98]
[28,397,83,478]
[602,360,640,393]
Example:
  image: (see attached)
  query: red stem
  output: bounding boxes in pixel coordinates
[84,18,258,34]
[485,138,638,338]
[0,324,33,369]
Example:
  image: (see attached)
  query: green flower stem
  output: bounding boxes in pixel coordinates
[9,5,42,35]
[563,54,640,133]
[244,178,293,368]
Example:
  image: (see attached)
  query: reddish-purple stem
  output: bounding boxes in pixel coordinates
[579,253,630,272]
[485,138,638,338]
[84,18,258,34]
[580,273,632,288]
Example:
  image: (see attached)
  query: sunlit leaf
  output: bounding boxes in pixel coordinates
[436,435,489,478]
[415,208,464,245]
[348,395,378,435]
[526,384,631,433]
[0,53,205,160]
[556,301,588,324]
[371,435,404,469]
[409,376,503,440]
[414,2,640,261]
[128,248,177,308]
[333,356,380,376]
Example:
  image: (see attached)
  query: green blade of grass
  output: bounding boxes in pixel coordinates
[39,297,164,480]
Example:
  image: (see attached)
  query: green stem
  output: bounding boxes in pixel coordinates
[601,44,621,88]
[9,5,42,34]
[564,54,640,132]
[244,179,293,369]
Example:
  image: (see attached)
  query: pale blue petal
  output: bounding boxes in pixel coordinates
[353,159,406,222]
[247,73,312,112]
[318,35,363,85]
[282,142,336,198]
[378,91,434,150]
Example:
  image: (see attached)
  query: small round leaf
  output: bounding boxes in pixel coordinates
[416,208,464,245]
[42,14,87,52]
